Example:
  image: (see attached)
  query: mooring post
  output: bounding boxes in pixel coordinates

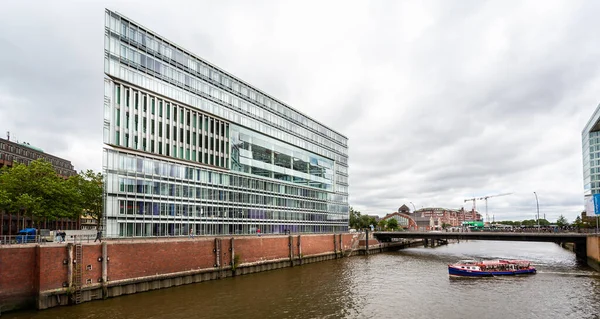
[297,235,302,264]
[214,238,220,268]
[102,242,108,298]
[289,235,294,266]
[333,234,338,258]
[230,238,235,274]
[67,243,74,288]
[365,229,369,255]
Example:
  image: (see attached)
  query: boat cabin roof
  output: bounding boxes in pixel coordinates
[453,259,531,266]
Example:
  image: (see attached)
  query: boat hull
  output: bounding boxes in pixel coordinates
[448,266,536,277]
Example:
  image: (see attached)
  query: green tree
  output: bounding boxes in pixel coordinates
[359,215,371,229]
[71,170,104,229]
[368,216,378,229]
[521,219,535,226]
[378,219,388,231]
[349,207,361,229]
[387,218,399,230]
[0,159,83,227]
[556,215,568,227]
[441,223,451,229]
[0,188,11,216]
[573,216,583,229]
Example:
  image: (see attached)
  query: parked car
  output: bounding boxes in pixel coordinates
[15,228,54,243]
[15,228,37,243]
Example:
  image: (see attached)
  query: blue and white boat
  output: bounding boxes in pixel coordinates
[448,259,536,277]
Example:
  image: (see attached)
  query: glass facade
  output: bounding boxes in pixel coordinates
[582,103,600,211]
[103,10,349,237]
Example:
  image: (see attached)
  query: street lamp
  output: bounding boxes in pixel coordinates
[534,192,540,232]
[409,202,416,213]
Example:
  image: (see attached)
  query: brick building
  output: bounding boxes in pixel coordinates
[0,136,76,177]
[0,135,79,235]
[382,204,483,231]
[415,207,483,227]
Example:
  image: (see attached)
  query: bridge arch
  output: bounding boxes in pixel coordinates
[382,212,418,230]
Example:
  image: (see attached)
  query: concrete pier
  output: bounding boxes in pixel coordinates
[587,236,600,271]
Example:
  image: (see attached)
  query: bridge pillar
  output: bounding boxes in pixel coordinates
[587,236,600,272]
[424,239,428,247]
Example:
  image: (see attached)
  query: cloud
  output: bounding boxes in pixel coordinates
[1,0,599,223]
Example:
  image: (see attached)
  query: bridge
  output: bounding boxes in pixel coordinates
[373,231,592,259]
[374,231,589,244]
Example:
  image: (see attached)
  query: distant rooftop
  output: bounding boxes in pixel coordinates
[416,207,461,212]
[18,141,44,153]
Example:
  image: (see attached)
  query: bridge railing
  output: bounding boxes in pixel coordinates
[390,228,598,234]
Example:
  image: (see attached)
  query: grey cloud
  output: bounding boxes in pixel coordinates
[0,0,597,222]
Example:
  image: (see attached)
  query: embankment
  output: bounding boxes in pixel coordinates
[0,233,397,312]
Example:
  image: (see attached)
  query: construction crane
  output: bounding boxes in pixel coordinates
[463,197,480,226]
[464,197,478,213]
[477,193,513,225]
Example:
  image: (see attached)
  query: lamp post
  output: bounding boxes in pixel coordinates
[534,192,540,232]
[409,202,416,213]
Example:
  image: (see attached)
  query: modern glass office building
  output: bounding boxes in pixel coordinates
[582,103,600,214]
[102,10,349,237]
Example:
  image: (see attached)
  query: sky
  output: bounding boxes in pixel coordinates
[1,0,600,223]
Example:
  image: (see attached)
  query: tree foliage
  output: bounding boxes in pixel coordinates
[349,207,361,229]
[556,215,569,227]
[0,159,104,228]
[378,219,388,230]
[496,217,575,227]
[349,207,378,230]
[573,216,583,228]
[387,218,399,230]
[70,170,104,228]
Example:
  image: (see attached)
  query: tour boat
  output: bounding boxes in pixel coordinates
[448,259,536,277]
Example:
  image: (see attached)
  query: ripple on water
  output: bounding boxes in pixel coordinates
[3,241,599,319]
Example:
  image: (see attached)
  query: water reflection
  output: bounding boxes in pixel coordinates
[5,241,600,319]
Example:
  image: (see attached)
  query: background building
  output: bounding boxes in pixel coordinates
[367,214,380,223]
[583,103,600,214]
[381,212,418,230]
[0,134,76,177]
[415,207,482,227]
[102,10,349,237]
[382,205,483,231]
[0,134,78,235]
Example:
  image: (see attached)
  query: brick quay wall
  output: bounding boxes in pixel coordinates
[0,233,372,312]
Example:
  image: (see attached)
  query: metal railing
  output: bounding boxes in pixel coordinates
[0,234,99,246]
[1,235,51,245]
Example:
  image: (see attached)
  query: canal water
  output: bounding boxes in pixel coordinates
[6,241,600,319]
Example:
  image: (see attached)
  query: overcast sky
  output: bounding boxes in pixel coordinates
[1,0,599,222]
